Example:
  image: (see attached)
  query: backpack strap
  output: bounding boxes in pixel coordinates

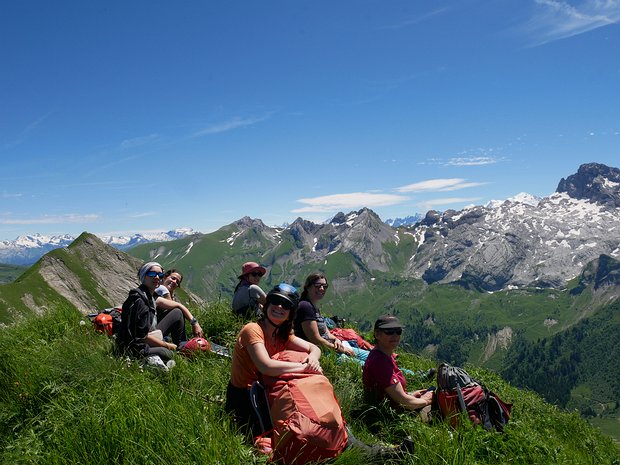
[250,381,273,435]
[455,384,467,413]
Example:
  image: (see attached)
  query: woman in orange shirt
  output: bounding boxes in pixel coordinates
[225,283,322,436]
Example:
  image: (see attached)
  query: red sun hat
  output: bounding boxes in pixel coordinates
[239,261,267,279]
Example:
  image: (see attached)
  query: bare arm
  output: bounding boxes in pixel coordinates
[156,297,204,337]
[287,336,322,373]
[385,382,433,411]
[246,342,322,377]
[300,320,354,355]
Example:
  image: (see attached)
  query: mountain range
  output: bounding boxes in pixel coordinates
[0,227,196,266]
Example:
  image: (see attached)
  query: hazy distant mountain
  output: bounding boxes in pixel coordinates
[0,228,196,266]
[99,227,196,251]
[384,214,424,227]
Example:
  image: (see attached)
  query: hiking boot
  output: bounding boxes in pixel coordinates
[143,355,168,372]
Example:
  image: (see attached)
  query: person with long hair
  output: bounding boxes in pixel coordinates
[226,283,322,436]
[231,261,267,318]
[363,315,433,416]
[293,272,356,356]
[155,269,204,339]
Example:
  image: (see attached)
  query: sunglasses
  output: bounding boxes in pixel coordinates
[250,272,263,277]
[268,294,294,311]
[313,283,329,290]
[145,270,165,279]
[381,328,402,336]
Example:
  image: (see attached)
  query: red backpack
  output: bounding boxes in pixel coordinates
[435,363,512,432]
[261,350,349,464]
[92,307,122,337]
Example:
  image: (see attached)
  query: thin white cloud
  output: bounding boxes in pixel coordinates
[3,112,52,149]
[1,193,22,199]
[119,134,159,150]
[193,114,271,137]
[293,192,409,213]
[379,7,449,30]
[396,178,487,193]
[524,0,620,46]
[446,156,502,166]
[418,155,506,166]
[129,212,157,218]
[417,197,482,211]
[0,214,100,225]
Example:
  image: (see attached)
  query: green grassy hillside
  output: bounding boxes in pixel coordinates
[1,302,618,464]
[502,298,620,440]
[0,264,26,284]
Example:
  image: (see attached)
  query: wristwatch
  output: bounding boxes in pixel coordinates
[190,317,198,326]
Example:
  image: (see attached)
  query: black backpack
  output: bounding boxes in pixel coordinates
[435,363,512,432]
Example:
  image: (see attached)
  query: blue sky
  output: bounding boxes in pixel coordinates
[1,0,619,240]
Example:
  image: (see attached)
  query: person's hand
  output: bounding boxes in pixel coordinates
[341,345,355,357]
[192,323,204,338]
[303,355,323,374]
[421,390,434,405]
[167,342,177,351]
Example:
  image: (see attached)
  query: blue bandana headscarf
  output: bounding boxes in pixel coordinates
[138,261,163,284]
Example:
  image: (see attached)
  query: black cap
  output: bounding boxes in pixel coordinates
[374,314,404,330]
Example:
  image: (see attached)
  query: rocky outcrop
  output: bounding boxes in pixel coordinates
[557,162,620,207]
[39,233,143,312]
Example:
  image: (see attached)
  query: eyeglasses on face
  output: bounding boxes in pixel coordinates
[146,270,165,279]
[250,272,263,277]
[313,282,329,290]
[268,294,294,311]
[381,328,402,336]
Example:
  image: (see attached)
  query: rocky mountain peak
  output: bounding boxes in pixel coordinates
[233,216,267,230]
[556,162,620,207]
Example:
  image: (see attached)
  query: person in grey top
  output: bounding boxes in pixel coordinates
[232,261,267,318]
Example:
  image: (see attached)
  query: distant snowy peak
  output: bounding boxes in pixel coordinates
[0,228,196,265]
[1,233,74,249]
[384,214,424,228]
[486,192,541,209]
[98,228,197,250]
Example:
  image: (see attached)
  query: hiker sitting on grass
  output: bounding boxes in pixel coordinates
[117,262,185,364]
[226,283,322,437]
[231,261,267,319]
[363,315,434,419]
[294,273,369,364]
[155,269,204,339]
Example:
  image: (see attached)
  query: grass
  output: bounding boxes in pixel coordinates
[1,302,619,464]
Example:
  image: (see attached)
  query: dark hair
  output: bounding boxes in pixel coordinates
[234,275,248,293]
[300,272,327,301]
[260,284,300,340]
[164,269,183,286]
